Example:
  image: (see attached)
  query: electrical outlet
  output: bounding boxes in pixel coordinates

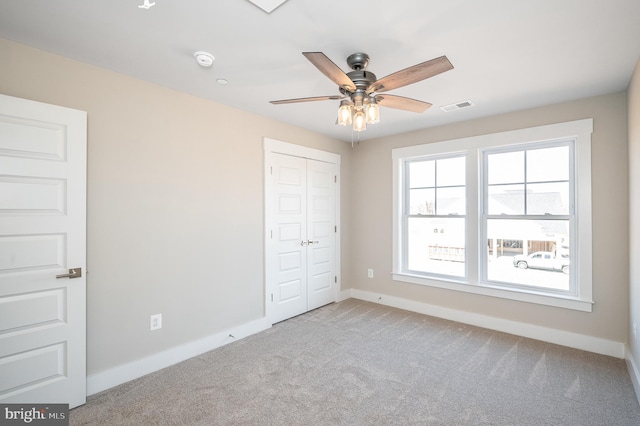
[367,269,374,278]
[150,313,162,331]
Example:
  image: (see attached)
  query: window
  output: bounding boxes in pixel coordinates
[392,119,593,311]
[482,142,573,294]
[406,156,466,277]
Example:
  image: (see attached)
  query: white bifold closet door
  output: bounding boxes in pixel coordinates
[267,152,337,324]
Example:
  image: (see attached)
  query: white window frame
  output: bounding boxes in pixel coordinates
[392,119,593,312]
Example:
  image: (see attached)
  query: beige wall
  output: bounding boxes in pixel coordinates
[349,92,629,343]
[0,38,353,375]
[629,58,640,363]
[0,35,633,379]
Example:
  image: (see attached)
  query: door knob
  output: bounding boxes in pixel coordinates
[307,240,319,245]
[56,268,82,279]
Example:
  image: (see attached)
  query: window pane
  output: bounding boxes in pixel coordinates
[409,160,434,188]
[487,151,524,184]
[437,156,465,187]
[526,182,570,215]
[527,146,569,182]
[408,217,465,277]
[487,184,524,215]
[486,219,570,291]
[409,188,435,215]
[437,187,465,215]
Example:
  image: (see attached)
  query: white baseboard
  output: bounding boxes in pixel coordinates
[86,317,271,396]
[337,289,351,302]
[626,347,640,405]
[86,292,628,397]
[346,288,625,359]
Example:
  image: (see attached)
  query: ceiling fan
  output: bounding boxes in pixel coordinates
[270,52,454,132]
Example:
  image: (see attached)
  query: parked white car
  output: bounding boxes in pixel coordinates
[512,251,570,274]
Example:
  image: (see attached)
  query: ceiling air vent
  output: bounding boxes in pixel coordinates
[440,100,475,112]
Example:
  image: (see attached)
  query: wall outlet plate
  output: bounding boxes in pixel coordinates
[150,313,162,331]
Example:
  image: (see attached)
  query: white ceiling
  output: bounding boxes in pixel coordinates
[1,0,639,142]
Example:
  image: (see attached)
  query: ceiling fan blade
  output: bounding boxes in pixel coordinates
[302,52,357,92]
[270,95,341,105]
[375,94,432,113]
[368,55,453,94]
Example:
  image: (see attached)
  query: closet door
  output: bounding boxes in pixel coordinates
[306,159,336,310]
[268,153,308,324]
[266,148,337,324]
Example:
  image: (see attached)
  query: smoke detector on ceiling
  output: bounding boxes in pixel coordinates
[246,0,288,13]
[194,51,215,68]
[440,100,475,112]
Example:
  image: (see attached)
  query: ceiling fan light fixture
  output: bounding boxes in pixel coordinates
[270,51,454,135]
[353,109,367,132]
[365,97,380,124]
[337,100,353,126]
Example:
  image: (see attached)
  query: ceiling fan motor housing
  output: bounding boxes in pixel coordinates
[346,52,369,70]
[342,70,377,102]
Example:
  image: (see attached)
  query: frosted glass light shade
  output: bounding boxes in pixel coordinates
[366,101,380,124]
[353,110,366,132]
[337,101,352,126]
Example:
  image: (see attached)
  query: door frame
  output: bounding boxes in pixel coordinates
[263,138,341,324]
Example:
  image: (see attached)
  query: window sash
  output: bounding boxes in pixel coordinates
[479,140,577,296]
[402,154,466,279]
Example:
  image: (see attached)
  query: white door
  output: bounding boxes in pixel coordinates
[265,145,338,324]
[306,159,336,310]
[267,153,308,323]
[0,94,87,408]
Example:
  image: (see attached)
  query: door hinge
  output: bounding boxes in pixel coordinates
[334,276,337,283]
[334,225,337,233]
[270,166,273,175]
[270,229,273,239]
[271,293,273,302]
[334,175,337,183]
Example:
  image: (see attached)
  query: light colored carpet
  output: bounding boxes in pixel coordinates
[71,299,640,425]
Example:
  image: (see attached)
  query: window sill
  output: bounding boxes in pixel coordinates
[392,272,593,312]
